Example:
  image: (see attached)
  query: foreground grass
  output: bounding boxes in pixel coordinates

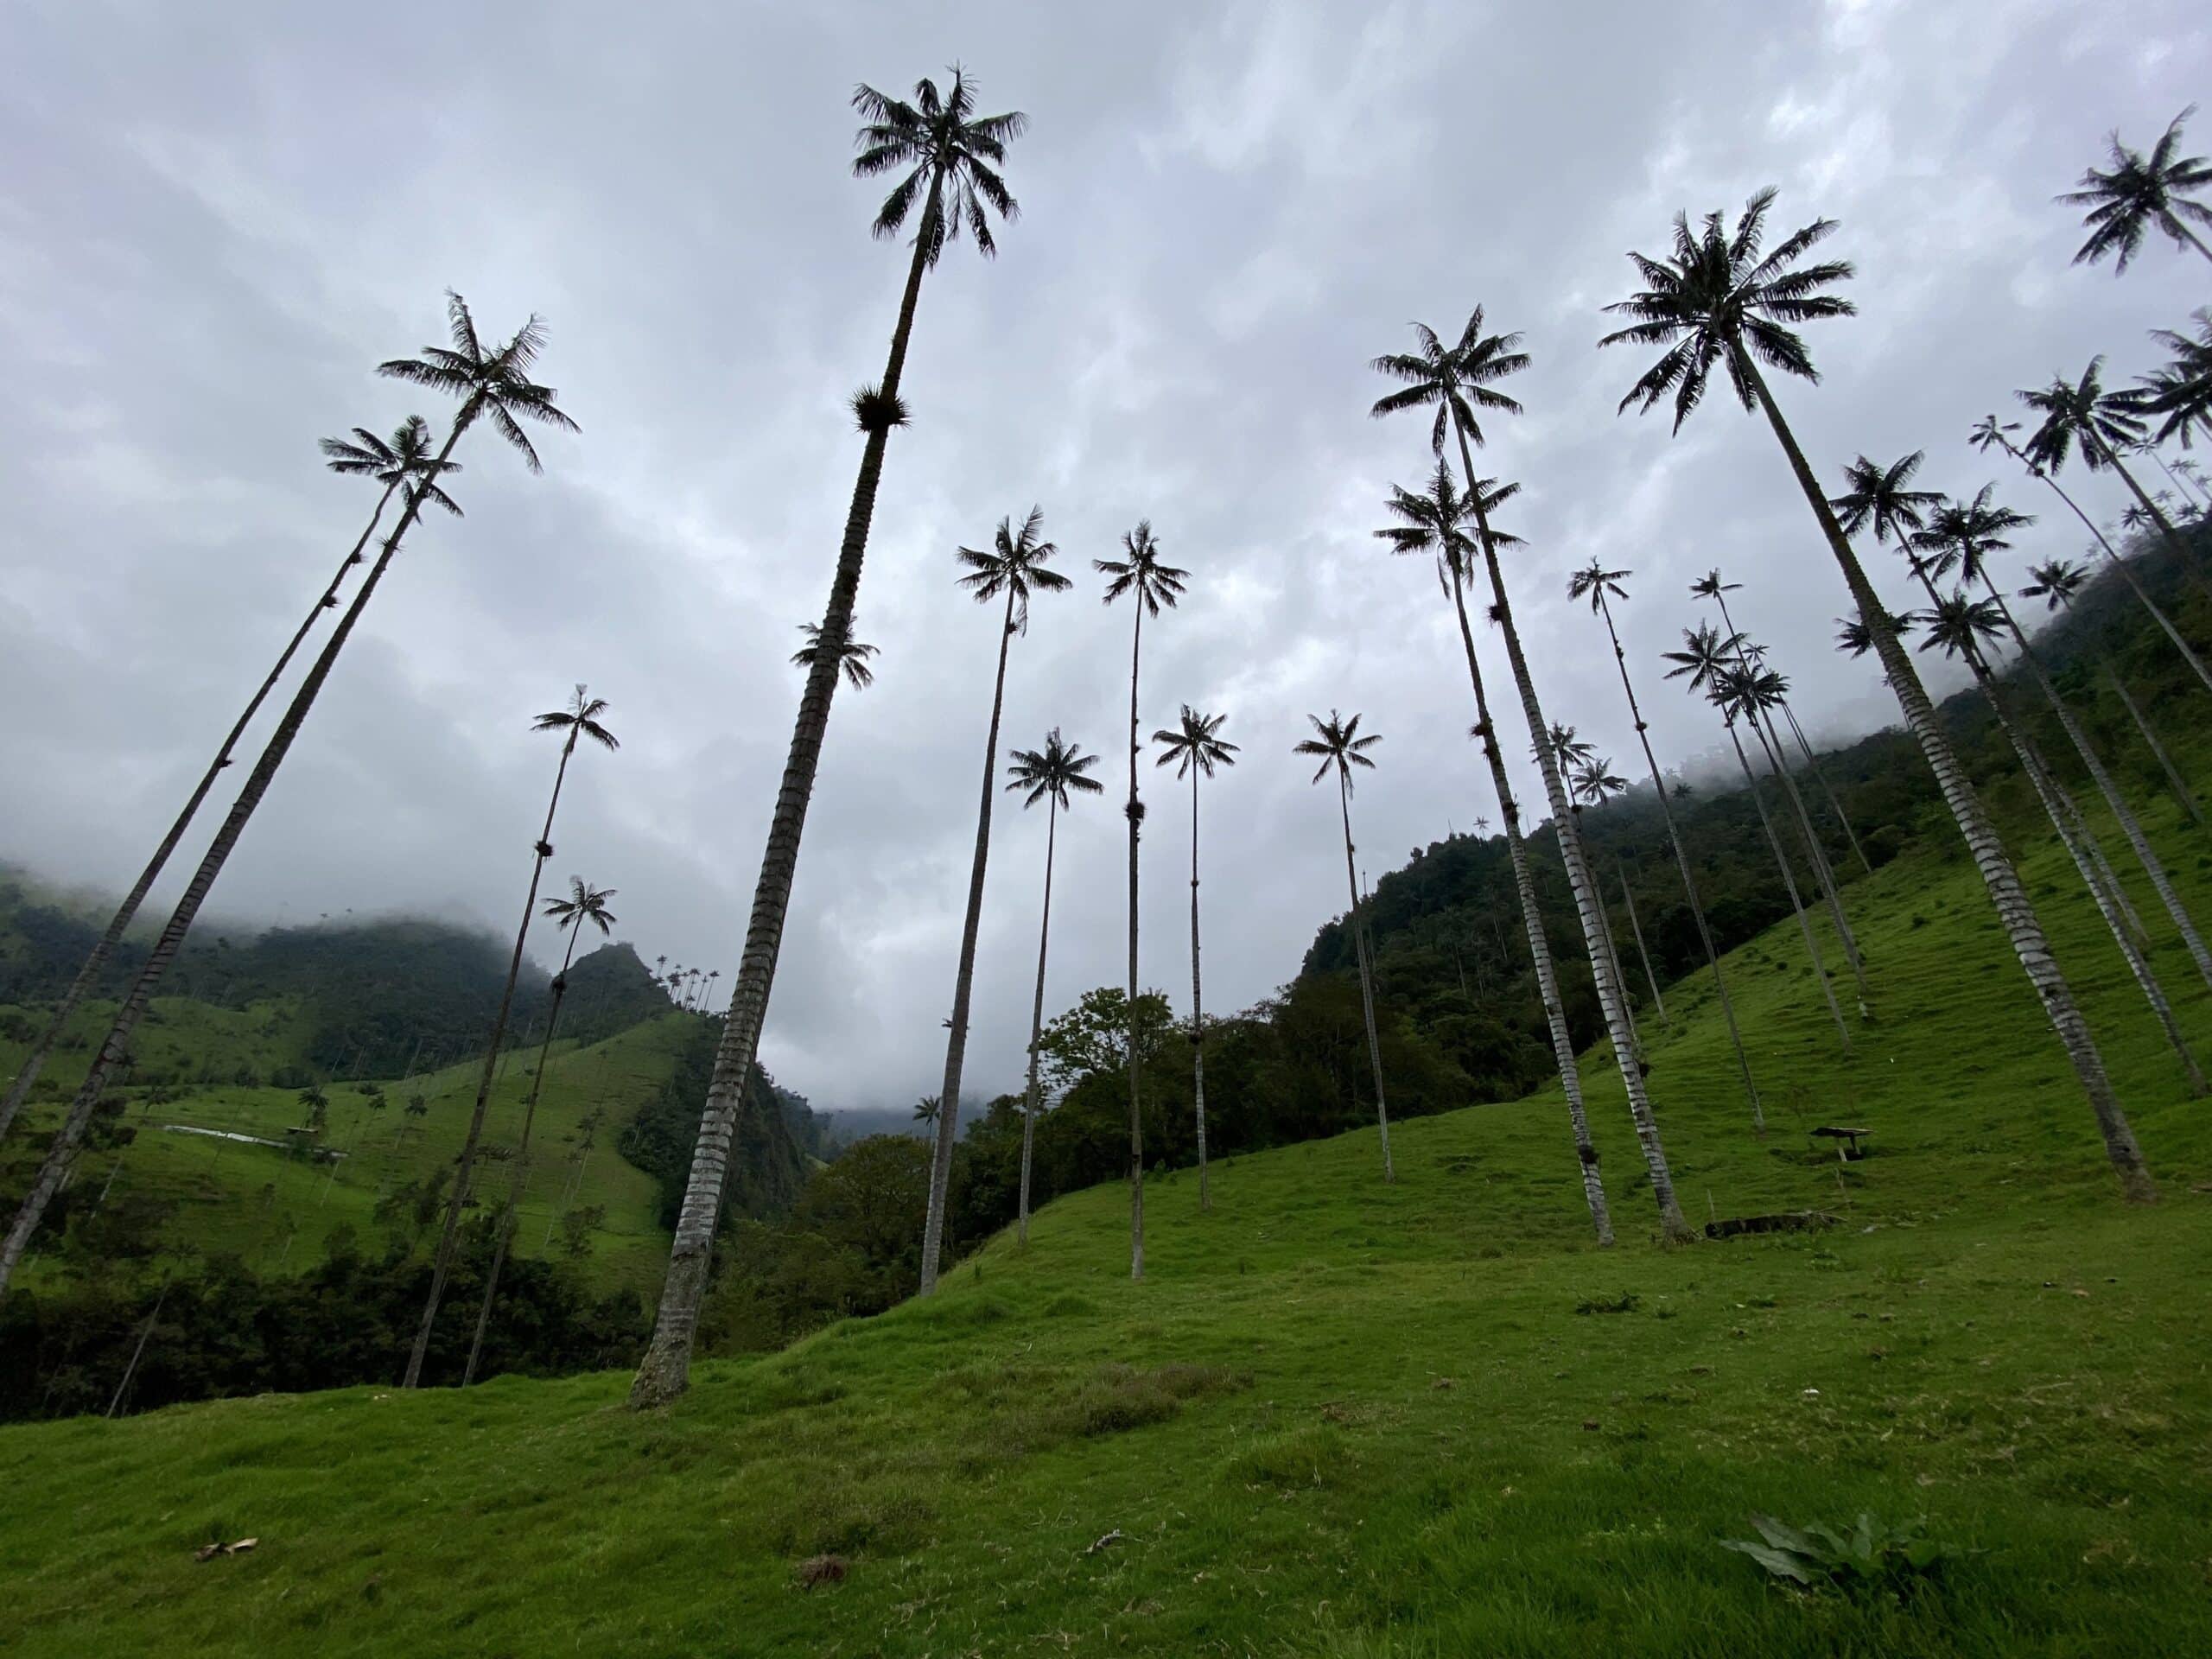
[7,781,2212,1655]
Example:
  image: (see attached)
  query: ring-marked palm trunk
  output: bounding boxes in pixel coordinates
[1017,793,1058,1246]
[1333,770,1395,1181]
[629,172,949,1408]
[1122,601,1146,1273]
[1185,766,1211,1211]
[919,584,1019,1294]
[1616,861,1668,1026]
[0,489,393,1142]
[0,450,461,1297]
[1751,364,2154,1202]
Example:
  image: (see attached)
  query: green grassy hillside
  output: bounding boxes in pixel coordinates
[4,782,2209,1656]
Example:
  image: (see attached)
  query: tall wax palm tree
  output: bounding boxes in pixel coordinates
[2059,107,2212,272]
[2022,557,2202,825]
[1005,731,1103,1244]
[1571,756,1669,1029]
[1294,713,1394,1182]
[1567,558,1761,1128]
[1374,466,1612,1240]
[918,507,1069,1294]
[463,878,617,1386]
[791,620,880,688]
[2021,360,2207,586]
[0,417,458,1142]
[3,297,576,1300]
[1373,314,1688,1239]
[912,1096,942,1132]
[632,71,1026,1407]
[1094,522,1188,1281]
[406,687,617,1387]
[1969,415,2212,696]
[1571,755,1626,804]
[1667,629,1853,1052]
[1918,494,2212,996]
[1153,707,1238,1212]
[1599,188,2153,1203]
[1917,589,2205,1094]
[2137,439,2208,506]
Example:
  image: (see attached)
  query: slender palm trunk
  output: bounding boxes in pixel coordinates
[0,486,395,1142]
[1980,576,2212,995]
[2092,433,2212,594]
[1335,772,1394,1181]
[2145,446,2206,505]
[462,919,585,1386]
[1454,429,1690,1240]
[629,176,945,1408]
[1575,817,1644,1058]
[1749,365,2153,1202]
[2101,657,2204,825]
[1616,861,1668,1025]
[1123,602,1147,1280]
[406,731,577,1388]
[1777,699,1873,874]
[1593,593,1762,1129]
[1017,797,1057,1247]
[0,430,467,1298]
[1719,715,1853,1050]
[1450,568,1612,1242]
[105,1281,170,1421]
[1187,767,1211,1211]
[918,587,1018,1294]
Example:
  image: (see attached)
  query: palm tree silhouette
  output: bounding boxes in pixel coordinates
[2023,557,2202,825]
[1570,559,1771,1125]
[1153,706,1238,1213]
[791,620,881,689]
[407,686,617,1389]
[1376,466,1612,1236]
[0,416,456,1141]
[2059,107,2212,272]
[2020,359,2208,590]
[2137,313,2212,447]
[1570,750,1671,1036]
[1373,312,1688,1239]
[1294,712,1394,1182]
[632,72,1027,1407]
[1094,521,1188,1280]
[464,878,618,1386]
[1005,730,1103,1244]
[912,1096,943,1133]
[1600,187,2152,1204]
[919,508,1070,1294]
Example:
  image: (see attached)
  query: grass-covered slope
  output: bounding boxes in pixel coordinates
[4,797,2211,1656]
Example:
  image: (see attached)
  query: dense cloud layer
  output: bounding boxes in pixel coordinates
[2,0,2205,1110]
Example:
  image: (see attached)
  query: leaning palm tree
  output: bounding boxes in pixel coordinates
[462,877,617,1387]
[1005,730,1103,1244]
[2137,313,2212,448]
[1571,757,1669,1030]
[2021,360,2207,585]
[1374,465,1612,1240]
[1970,414,2212,696]
[0,417,458,1143]
[407,687,617,1388]
[2059,106,2212,272]
[632,72,1026,1407]
[791,620,880,689]
[1599,187,2153,1202]
[1917,493,2212,996]
[1567,558,1761,1129]
[918,508,1069,1295]
[1916,589,2205,1094]
[1094,522,1188,1281]
[1294,712,1394,1182]
[4,296,576,1300]
[1667,629,1852,1052]
[1373,313,1689,1238]
[1153,707,1238,1213]
[2022,557,2202,824]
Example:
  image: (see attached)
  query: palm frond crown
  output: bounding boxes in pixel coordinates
[851,67,1027,265]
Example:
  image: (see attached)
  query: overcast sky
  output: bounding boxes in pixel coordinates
[3,1,2207,1113]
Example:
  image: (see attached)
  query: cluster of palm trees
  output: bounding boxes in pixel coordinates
[652,957,723,1014]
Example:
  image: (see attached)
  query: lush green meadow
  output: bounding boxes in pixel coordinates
[5,785,2210,1657]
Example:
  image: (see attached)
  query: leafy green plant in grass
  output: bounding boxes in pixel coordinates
[1720,1512,1960,1599]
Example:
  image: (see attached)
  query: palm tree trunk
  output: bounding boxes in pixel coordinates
[1594,593,1762,1130]
[1616,861,1668,1025]
[1188,766,1211,1212]
[2101,657,2204,826]
[2145,446,2206,505]
[0,485,395,1142]
[1449,569,1612,1242]
[1124,601,1147,1280]
[1336,772,1394,1181]
[1720,715,1853,1051]
[1980,577,2212,995]
[1777,699,1873,874]
[1017,796,1057,1247]
[630,174,946,1408]
[918,587,1019,1294]
[2092,433,2212,589]
[0,435,466,1299]
[404,728,577,1388]
[1575,819,1645,1059]
[1748,364,2154,1202]
[1454,430,1690,1241]
[463,918,585,1386]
